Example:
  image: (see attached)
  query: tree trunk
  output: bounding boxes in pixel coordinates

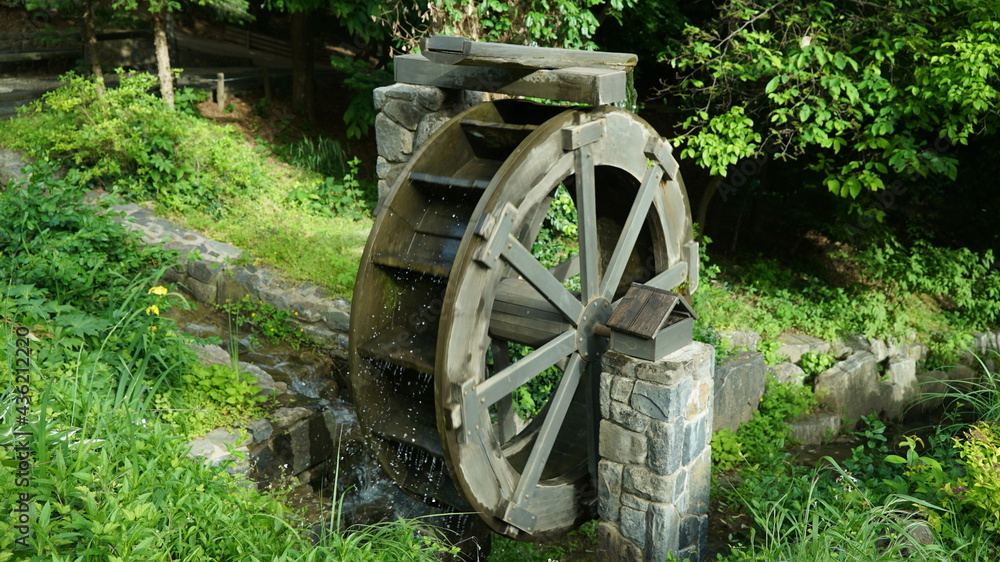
[83,0,104,96]
[290,9,314,118]
[151,7,174,109]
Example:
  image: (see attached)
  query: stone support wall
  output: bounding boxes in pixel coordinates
[598,343,714,562]
[373,83,482,202]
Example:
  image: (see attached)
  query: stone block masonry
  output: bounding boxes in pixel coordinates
[373,83,483,202]
[598,343,714,562]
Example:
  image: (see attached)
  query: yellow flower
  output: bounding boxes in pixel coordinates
[148,286,168,296]
[146,305,160,316]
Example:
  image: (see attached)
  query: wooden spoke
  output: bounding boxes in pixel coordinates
[508,354,584,511]
[599,163,663,301]
[475,330,577,409]
[490,340,519,441]
[575,144,600,301]
[503,234,584,323]
[548,254,580,283]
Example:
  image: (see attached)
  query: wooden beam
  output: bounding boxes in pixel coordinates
[394,54,627,105]
[420,36,637,73]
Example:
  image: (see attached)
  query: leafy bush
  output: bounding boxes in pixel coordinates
[0,71,271,211]
[329,56,393,140]
[286,156,373,219]
[181,363,266,408]
[859,239,1000,330]
[219,295,313,350]
[711,428,747,472]
[733,377,819,465]
[800,351,836,378]
[0,163,171,310]
[951,422,1000,533]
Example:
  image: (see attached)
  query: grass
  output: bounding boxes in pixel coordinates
[0,277,449,561]
[174,165,372,297]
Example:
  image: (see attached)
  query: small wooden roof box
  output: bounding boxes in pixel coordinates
[605,283,698,361]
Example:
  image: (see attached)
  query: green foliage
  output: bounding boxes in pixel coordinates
[858,239,1000,331]
[950,422,1000,533]
[0,162,170,310]
[733,376,819,465]
[277,134,350,179]
[531,184,579,272]
[694,237,997,366]
[503,343,564,420]
[0,71,271,211]
[181,363,265,407]
[490,520,597,561]
[668,0,1000,199]
[0,205,450,561]
[287,156,373,219]
[711,427,747,472]
[756,340,787,366]
[720,465,953,561]
[432,0,636,50]
[799,351,835,378]
[329,56,393,140]
[219,295,313,350]
[692,321,732,365]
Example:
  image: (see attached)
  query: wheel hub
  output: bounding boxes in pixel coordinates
[576,297,612,361]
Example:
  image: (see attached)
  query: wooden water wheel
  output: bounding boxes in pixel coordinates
[349,95,698,544]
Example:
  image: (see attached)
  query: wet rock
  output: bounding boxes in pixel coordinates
[814,351,881,429]
[242,363,275,393]
[881,357,918,420]
[247,419,273,443]
[712,352,766,432]
[271,406,312,430]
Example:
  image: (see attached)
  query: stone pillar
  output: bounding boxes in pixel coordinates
[372,83,482,202]
[597,342,714,562]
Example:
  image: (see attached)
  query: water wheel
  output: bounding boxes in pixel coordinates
[349,99,695,544]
